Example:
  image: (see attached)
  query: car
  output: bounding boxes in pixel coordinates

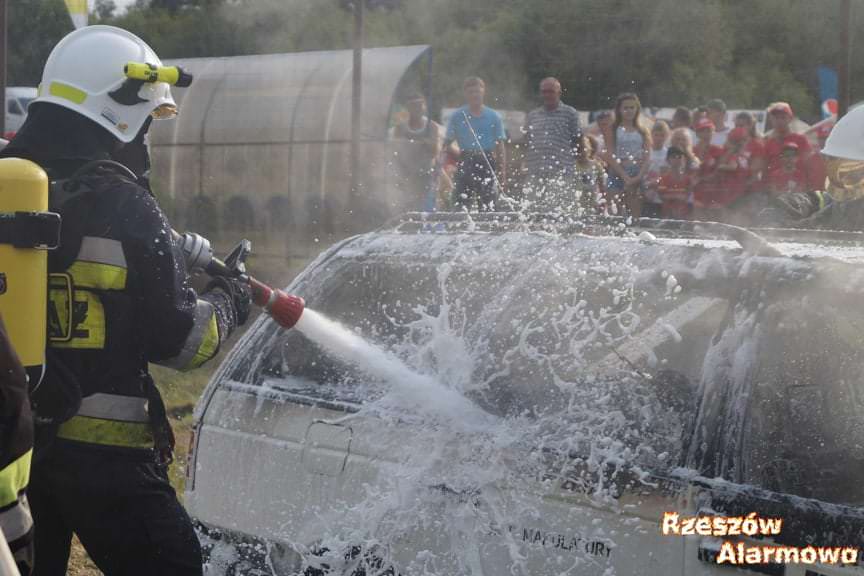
[5,87,37,139]
[186,213,864,576]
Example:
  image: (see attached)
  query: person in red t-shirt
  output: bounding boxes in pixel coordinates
[763,102,811,176]
[734,111,766,190]
[691,118,724,211]
[766,141,808,196]
[713,127,752,209]
[658,146,693,219]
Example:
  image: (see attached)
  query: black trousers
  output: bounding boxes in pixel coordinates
[29,446,202,576]
[453,153,498,210]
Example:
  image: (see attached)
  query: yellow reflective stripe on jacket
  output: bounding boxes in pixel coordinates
[0,450,31,508]
[188,311,219,370]
[50,290,106,349]
[815,190,827,211]
[74,237,128,289]
[65,261,127,291]
[57,416,154,449]
[157,300,220,371]
[49,236,125,348]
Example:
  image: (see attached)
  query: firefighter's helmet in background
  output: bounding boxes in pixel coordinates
[822,104,864,201]
[32,25,178,143]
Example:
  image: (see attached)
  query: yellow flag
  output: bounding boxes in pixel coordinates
[64,0,88,29]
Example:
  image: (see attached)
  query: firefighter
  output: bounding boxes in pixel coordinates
[0,26,258,575]
[0,314,33,575]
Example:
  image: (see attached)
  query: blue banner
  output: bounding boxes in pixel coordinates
[818,66,838,118]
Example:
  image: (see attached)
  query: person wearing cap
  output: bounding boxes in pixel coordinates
[764,102,812,175]
[691,118,724,213]
[766,141,809,197]
[706,98,731,147]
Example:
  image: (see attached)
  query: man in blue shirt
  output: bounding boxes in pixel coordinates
[444,77,507,210]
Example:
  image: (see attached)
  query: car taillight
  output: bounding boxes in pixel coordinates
[3,131,15,140]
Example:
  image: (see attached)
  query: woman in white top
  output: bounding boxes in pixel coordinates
[602,93,651,218]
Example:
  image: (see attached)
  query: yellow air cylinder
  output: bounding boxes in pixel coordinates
[0,158,51,373]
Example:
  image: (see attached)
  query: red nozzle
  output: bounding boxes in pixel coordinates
[267,290,305,329]
[249,278,304,329]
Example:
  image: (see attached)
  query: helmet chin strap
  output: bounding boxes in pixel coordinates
[111,116,152,180]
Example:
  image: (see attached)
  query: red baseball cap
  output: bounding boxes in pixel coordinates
[782,141,800,152]
[693,118,715,131]
[768,102,794,117]
[727,127,748,142]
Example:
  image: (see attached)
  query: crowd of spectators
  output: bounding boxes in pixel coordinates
[390,76,834,224]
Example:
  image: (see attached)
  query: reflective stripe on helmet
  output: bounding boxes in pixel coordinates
[0,450,31,509]
[0,494,33,544]
[48,81,87,104]
[157,299,220,371]
[57,416,154,449]
[77,393,149,423]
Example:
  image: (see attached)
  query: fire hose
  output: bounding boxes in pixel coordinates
[172,231,304,329]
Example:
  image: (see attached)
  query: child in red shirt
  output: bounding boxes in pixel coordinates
[713,127,752,208]
[766,142,808,197]
[691,118,724,209]
[658,147,693,219]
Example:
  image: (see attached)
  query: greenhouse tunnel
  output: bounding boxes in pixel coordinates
[149,45,433,283]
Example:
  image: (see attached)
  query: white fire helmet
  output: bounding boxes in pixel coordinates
[822,104,864,161]
[32,25,178,143]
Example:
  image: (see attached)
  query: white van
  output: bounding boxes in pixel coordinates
[5,87,37,138]
[186,215,864,576]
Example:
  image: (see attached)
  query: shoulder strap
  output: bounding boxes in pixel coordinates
[0,212,60,249]
[49,160,138,213]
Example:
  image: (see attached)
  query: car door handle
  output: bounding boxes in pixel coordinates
[428,483,481,504]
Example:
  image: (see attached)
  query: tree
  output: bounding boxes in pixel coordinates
[94,0,117,20]
[86,0,864,119]
[8,0,72,86]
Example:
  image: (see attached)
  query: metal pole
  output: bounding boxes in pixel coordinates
[838,0,852,117]
[0,0,7,137]
[350,0,364,211]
